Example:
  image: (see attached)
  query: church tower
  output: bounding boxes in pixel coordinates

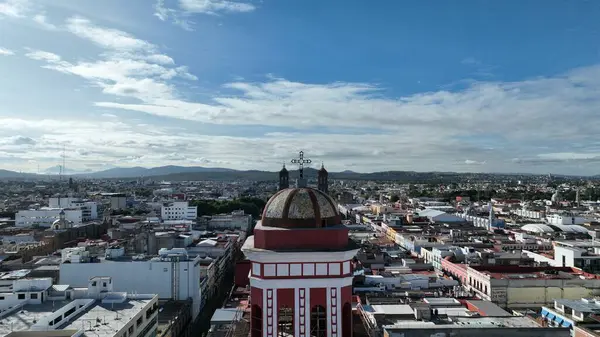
[246,152,356,337]
[279,164,289,191]
[318,163,329,195]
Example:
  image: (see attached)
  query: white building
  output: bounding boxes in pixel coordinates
[15,208,82,228]
[161,201,197,221]
[59,247,203,319]
[208,210,252,231]
[546,214,589,226]
[49,197,98,221]
[0,276,158,337]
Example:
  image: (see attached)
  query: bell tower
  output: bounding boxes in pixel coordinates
[245,152,356,337]
[278,164,289,191]
[318,163,328,195]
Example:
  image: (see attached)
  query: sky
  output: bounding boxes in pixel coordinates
[1,0,600,175]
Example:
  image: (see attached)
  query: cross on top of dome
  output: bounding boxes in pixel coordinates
[290,151,311,179]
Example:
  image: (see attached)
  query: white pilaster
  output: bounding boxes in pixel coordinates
[272,288,278,337]
[263,288,268,337]
[294,288,300,337]
[326,287,332,337]
[304,288,310,337]
[336,286,342,337]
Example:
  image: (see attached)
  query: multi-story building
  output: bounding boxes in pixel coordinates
[0,276,159,337]
[15,208,82,228]
[208,210,252,231]
[109,193,127,210]
[49,197,98,221]
[161,201,197,221]
[524,241,600,273]
[59,246,203,319]
[442,261,600,308]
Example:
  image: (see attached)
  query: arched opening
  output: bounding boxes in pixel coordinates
[278,306,294,336]
[342,302,352,337]
[310,305,327,337]
[251,305,262,337]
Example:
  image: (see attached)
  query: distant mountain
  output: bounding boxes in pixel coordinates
[0,169,38,179]
[43,165,93,175]
[81,165,237,178]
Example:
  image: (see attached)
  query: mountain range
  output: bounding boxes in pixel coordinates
[0,165,590,182]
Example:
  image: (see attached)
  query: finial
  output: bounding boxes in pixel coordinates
[321,162,325,169]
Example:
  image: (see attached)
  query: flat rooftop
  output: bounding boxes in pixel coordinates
[0,297,154,337]
[384,316,546,330]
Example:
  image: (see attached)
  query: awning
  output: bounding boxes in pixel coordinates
[561,321,572,328]
[554,317,563,325]
[546,313,556,320]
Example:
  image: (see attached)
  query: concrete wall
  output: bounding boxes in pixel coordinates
[59,258,202,318]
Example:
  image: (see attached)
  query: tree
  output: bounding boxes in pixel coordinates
[390,195,400,203]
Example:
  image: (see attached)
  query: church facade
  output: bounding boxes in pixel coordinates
[243,152,355,337]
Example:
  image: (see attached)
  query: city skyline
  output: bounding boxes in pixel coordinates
[2,0,600,175]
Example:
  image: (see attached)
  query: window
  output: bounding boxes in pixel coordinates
[18,294,25,300]
[251,305,262,337]
[342,303,352,337]
[136,316,143,327]
[92,281,97,286]
[278,306,293,336]
[128,325,134,334]
[310,305,327,337]
[30,293,38,299]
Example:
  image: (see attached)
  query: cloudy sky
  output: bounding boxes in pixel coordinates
[1,0,600,174]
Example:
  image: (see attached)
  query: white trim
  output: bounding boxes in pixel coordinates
[243,243,359,263]
[250,276,353,289]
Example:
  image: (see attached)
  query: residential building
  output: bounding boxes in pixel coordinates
[15,208,82,228]
[49,197,98,221]
[0,276,159,337]
[161,201,197,221]
[208,210,252,231]
[59,246,203,319]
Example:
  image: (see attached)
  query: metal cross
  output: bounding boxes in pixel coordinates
[290,151,312,179]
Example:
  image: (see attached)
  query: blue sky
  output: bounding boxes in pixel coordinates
[1,0,600,174]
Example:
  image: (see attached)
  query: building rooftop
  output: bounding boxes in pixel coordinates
[0,296,154,337]
[384,316,547,330]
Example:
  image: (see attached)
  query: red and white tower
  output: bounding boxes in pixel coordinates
[242,186,358,337]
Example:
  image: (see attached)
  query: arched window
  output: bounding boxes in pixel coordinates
[310,305,327,337]
[278,306,294,336]
[342,303,352,337]
[251,305,262,337]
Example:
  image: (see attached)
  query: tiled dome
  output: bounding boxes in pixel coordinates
[262,187,341,228]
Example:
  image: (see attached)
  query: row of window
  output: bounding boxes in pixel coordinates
[251,304,352,337]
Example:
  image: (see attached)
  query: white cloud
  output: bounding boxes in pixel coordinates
[66,16,155,51]
[32,13,57,30]
[0,47,14,55]
[24,49,61,62]
[179,0,255,14]
[0,0,30,18]
[154,0,255,30]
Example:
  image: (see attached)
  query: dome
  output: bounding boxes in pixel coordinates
[262,187,341,228]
